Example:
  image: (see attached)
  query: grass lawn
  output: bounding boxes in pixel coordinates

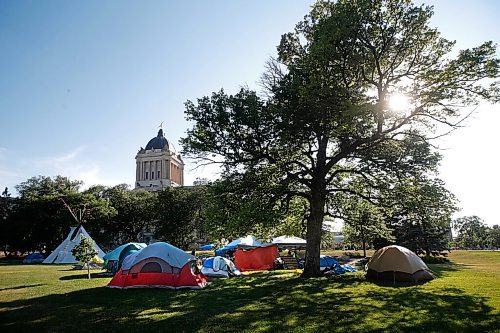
[0,251,499,333]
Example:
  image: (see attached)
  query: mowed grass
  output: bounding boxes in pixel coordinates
[0,251,499,333]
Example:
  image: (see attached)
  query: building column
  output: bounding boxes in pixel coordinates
[136,161,139,182]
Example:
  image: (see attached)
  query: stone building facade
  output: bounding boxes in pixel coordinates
[135,129,184,191]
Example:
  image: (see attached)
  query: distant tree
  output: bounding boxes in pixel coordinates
[16,175,82,200]
[201,172,287,242]
[181,0,500,277]
[487,225,500,248]
[154,187,204,249]
[2,187,10,197]
[71,235,98,279]
[385,177,457,255]
[3,176,114,254]
[193,178,210,186]
[453,216,489,249]
[101,185,155,244]
[0,196,17,255]
[341,199,393,257]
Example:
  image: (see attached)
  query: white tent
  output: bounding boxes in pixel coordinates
[43,226,105,264]
[226,235,263,249]
[272,236,307,247]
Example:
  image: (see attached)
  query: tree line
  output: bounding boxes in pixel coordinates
[2,172,497,258]
[0,176,205,255]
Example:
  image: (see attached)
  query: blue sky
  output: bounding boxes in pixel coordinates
[0,1,499,226]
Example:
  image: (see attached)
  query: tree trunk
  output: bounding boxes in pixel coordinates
[301,187,325,278]
[359,222,367,257]
[87,263,91,279]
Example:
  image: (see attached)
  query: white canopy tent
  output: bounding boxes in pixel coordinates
[272,236,307,248]
[43,226,105,264]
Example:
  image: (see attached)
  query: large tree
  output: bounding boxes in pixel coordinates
[4,176,115,254]
[385,177,457,255]
[181,0,499,276]
[340,198,393,257]
[154,187,204,249]
[453,215,489,249]
[201,171,300,242]
[100,184,156,243]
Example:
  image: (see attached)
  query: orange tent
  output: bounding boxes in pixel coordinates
[234,245,278,271]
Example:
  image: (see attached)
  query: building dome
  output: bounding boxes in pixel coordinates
[145,129,169,150]
[135,128,184,190]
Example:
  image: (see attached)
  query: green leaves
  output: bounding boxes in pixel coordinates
[181,0,499,276]
[154,187,204,249]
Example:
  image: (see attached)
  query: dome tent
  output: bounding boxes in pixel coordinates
[23,253,45,264]
[107,242,208,289]
[366,245,434,282]
[103,243,147,273]
[201,256,241,278]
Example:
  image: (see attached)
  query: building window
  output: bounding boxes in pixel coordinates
[151,172,154,179]
[145,172,148,180]
[157,170,161,179]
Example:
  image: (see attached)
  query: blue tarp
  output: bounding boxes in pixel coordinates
[320,256,339,269]
[200,244,214,251]
[320,256,358,274]
[25,253,44,260]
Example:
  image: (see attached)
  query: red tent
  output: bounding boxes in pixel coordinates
[107,242,207,289]
[234,245,278,271]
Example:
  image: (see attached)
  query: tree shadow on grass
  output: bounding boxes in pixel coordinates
[0,284,45,292]
[0,271,498,333]
[59,273,105,280]
[0,259,23,266]
[427,262,463,278]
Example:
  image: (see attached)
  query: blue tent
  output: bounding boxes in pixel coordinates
[199,244,214,251]
[23,253,45,263]
[320,255,339,270]
[319,255,357,274]
[103,243,147,272]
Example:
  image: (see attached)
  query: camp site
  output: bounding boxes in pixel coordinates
[1,0,500,332]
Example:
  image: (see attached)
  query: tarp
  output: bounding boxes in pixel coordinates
[215,235,263,256]
[199,244,214,251]
[272,236,306,247]
[201,256,241,278]
[234,245,278,271]
[43,226,105,264]
[319,255,358,274]
[108,242,208,289]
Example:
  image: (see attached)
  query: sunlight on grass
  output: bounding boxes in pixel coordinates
[0,251,499,332]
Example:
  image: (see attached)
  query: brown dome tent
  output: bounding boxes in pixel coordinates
[366,245,434,283]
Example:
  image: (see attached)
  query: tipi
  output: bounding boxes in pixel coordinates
[43,225,105,264]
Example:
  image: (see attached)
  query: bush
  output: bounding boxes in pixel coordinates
[343,251,363,258]
[421,255,450,264]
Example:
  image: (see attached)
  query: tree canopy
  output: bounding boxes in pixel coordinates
[182,0,499,276]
